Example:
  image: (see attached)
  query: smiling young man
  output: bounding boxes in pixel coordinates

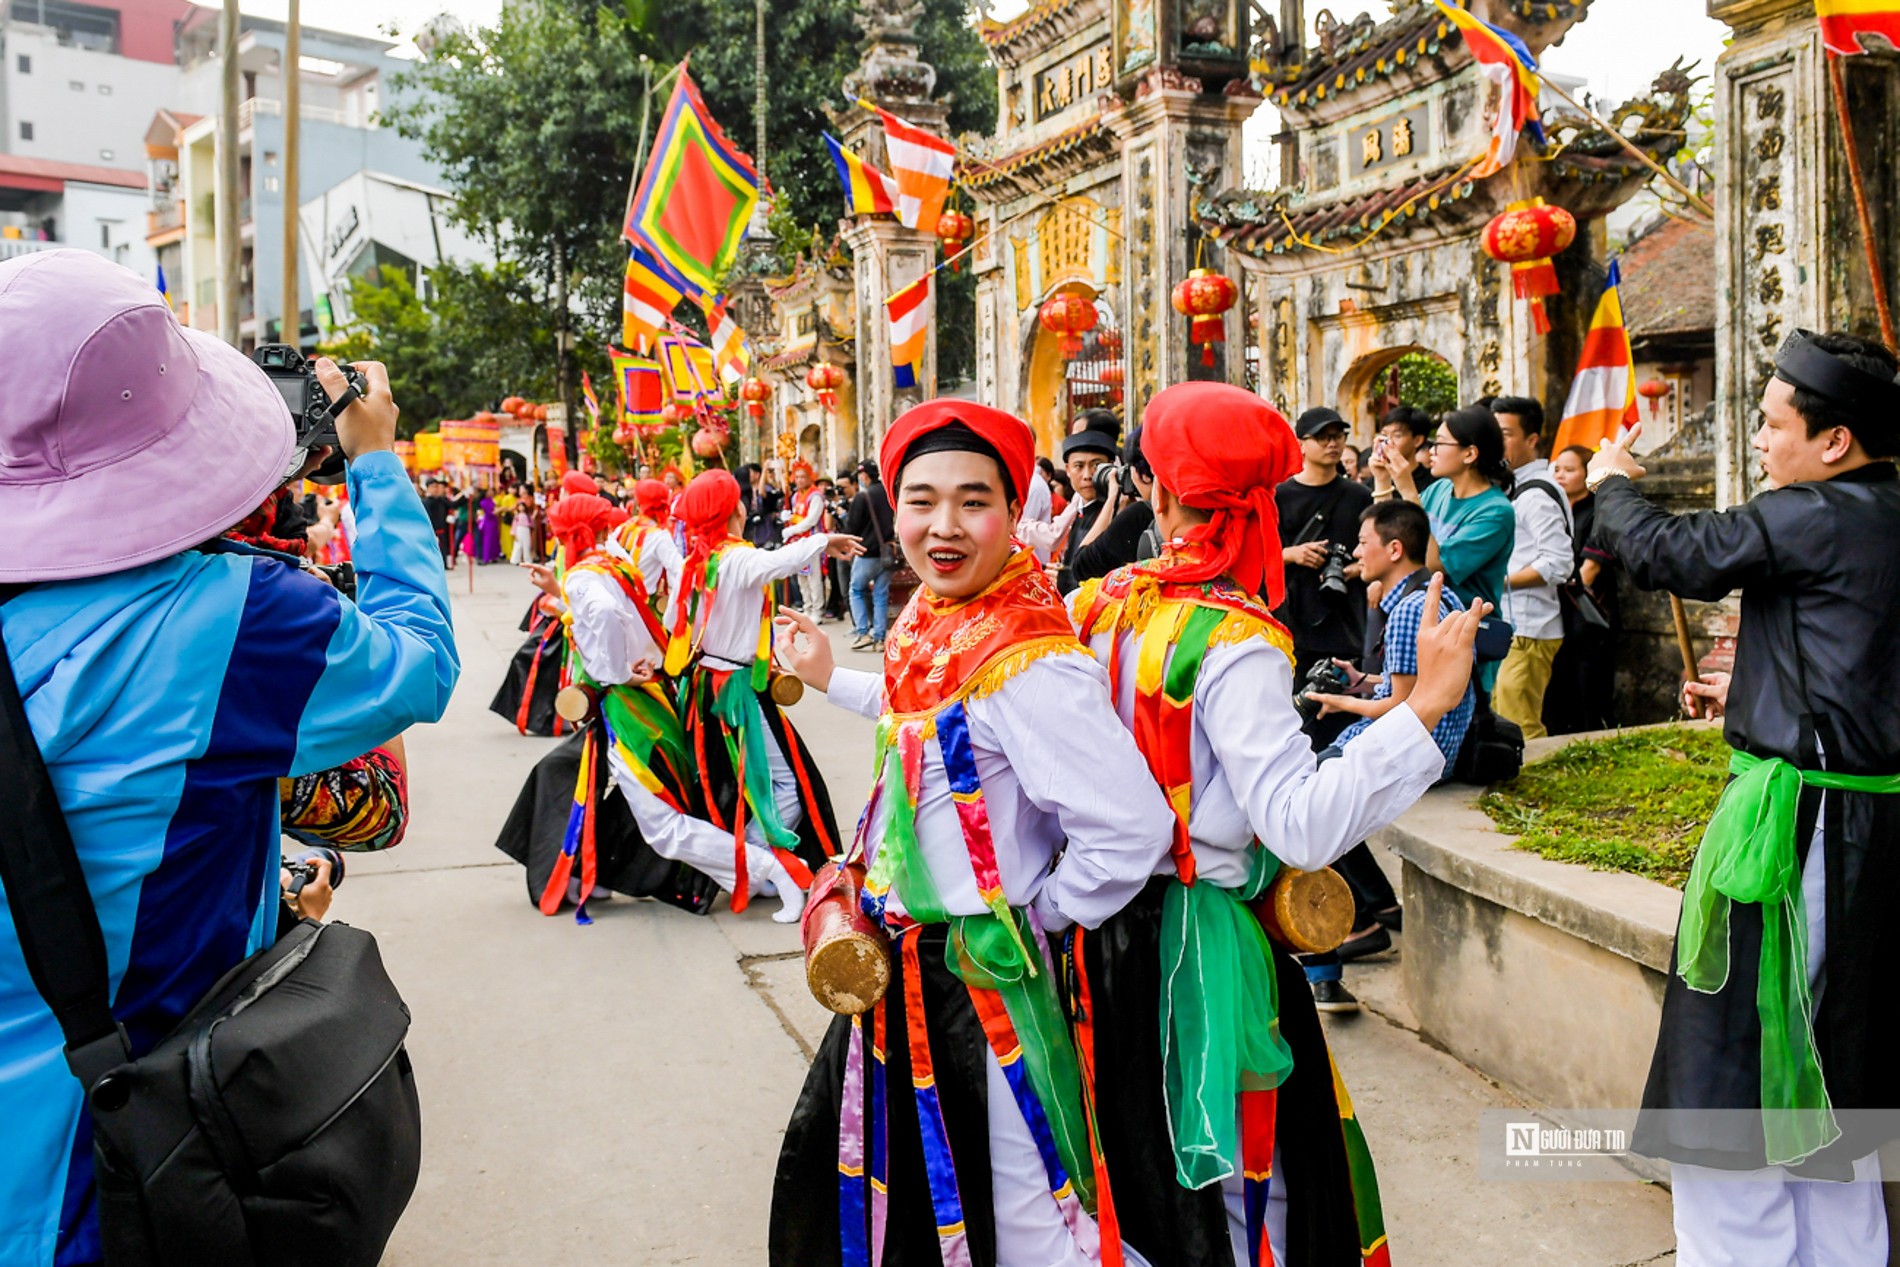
[1066,382,1487,1267]
[770,400,1175,1267]
[1590,329,1900,1266]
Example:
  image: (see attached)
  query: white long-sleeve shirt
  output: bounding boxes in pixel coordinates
[564,569,662,686]
[669,535,829,671]
[783,488,827,541]
[1017,498,1081,564]
[1504,458,1574,641]
[604,523,685,602]
[825,654,1175,931]
[1072,607,1446,881]
[1022,470,1053,526]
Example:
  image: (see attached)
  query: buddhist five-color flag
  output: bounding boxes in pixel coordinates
[1817,0,1900,55]
[623,66,762,308]
[886,274,931,390]
[1552,261,1639,454]
[611,349,665,429]
[706,300,750,380]
[865,102,957,233]
[824,133,899,217]
[1434,1,1543,177]
[623,244,683,355]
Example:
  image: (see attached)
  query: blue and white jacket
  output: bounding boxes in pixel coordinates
[0,451,458,1267]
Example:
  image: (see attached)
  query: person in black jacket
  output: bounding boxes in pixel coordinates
[1057,411,1121,593]
[843,458,897,649]
[1592,329,1900,1263]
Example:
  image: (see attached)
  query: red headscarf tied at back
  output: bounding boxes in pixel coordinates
[879,399,1038,509]
[635,478,672,525]
[547,492,614,563]
[1140,382,1302,608]
[560,470,599,498]
[664,469,745,674]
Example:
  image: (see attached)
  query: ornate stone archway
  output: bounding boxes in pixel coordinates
[1335,343,1455,441]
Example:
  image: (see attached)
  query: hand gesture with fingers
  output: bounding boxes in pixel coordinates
[774,607,836,692]
[825,533,866,560]
[1682,671,1730,720]
[1587,421,1647,485]
[313,358,398,461]
[1411,573,1490,728]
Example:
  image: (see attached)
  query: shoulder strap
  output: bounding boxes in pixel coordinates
[0,609,131,1087]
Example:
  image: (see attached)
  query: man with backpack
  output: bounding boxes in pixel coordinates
[844,458,897,651]
[1492,396,1574,739]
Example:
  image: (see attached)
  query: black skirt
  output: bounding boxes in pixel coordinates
[1073,877,1374,1267]
[492,726,718,915]
[488,616,567,738]
[682,673,840,879]
[771,924,1001,1266]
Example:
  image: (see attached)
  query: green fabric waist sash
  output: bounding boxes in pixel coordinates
[1677,749,1900,1166]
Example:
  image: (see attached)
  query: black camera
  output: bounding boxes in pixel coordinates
[1092,461,1139,502]
[283,845,345,897]
[253,344,367,485]
[1319,542,1354,596]
[302,560,356,601]
[1298,658,1354,716]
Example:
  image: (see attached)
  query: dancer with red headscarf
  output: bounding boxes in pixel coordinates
[781,459,830,622]
[1062,382,1490,1267]
[495,492,718,917]
[769,400,1177,1267]
[608,478,684,616]
[663,469,861,921]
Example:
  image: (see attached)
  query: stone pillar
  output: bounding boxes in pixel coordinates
[842,218,940,453]
[1711,0,1900,508]
[1104,75,1261,405]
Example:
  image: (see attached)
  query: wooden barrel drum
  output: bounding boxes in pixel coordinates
[1251,866,1355,955]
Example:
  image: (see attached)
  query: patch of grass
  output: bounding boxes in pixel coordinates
[1477,726,1730,888]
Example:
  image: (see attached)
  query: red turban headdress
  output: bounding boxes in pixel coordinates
[547,492,614,562]
[676,469,742,555]
[1140,382,1302,607]
[635,478,672,525]
[560,470,599,497]
[879,399,1037,509]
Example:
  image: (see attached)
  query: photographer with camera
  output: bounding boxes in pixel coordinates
[1068,423,1160,583]
[1054,408,1121,594]
[0,251,458,1266]
[1275,407,1373,741]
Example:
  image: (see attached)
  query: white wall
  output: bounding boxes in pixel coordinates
[0,24,182,172]
[61,179,155,276]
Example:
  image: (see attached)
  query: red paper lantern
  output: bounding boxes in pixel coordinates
[1482,198,1578,337]
[613,419,638,447]
[1637,377,1674,418]
[536,404,551,422]
[1171,268,1237,367]
[500,396,523,415]
[806,361,847,413]
[740,375,772,420]
[691,425,729,458]
[935,210,975,272]
[1038,293,1099,358]
[1100,363,1125,404]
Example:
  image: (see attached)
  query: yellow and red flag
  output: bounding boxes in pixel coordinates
[823,133,899,217]
[1434,1,1543,176]
[1817,0,1900,55]
[1553,261,1639,453]
[622,245,682,356]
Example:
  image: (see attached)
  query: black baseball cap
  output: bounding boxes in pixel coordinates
[1295,406,1349,440]
[1062,428,1120,459]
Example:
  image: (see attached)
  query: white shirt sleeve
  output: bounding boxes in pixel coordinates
[564,570,652,686]
[1196,640,1446,871]
[642,530,684,599]
[714,534,830,590]
[1017,498,1081,554]
[1514,487,1574,587]
[787,492,826,536]
[824,665,885,720]
[984,652,1176,930]
[1023,473,1052,525]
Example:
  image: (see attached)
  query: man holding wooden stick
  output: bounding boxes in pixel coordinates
[1587,328,1900,1265]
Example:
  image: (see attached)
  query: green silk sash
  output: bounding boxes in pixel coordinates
[1158,846,1295,1189]
[710,670,799,850]
[1678,749,1900,1165]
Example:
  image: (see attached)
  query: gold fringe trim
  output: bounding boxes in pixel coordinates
[885,635,1085,725]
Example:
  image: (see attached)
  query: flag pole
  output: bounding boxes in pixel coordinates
[1537,79,1715,221]
[1826,54,1897,347]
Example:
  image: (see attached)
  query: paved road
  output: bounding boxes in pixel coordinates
[346,561,1675,1265]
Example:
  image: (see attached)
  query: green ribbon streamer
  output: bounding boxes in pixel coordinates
[867,727,949,923]
[1158,847,1294,1189]
[599,682,689,775]
[1678,749,1900,1166]
[711,671,798,850]
[948,910,1097,1210]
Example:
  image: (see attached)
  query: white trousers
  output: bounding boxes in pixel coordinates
[509,532,530,564]
[797,559,826,620]
[1672,1152,1887,1267]
[606,719,803,896]
[982,1051,1155,1267]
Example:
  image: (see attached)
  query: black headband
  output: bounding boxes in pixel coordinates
[901,421,1018,501]
[1774,329,1900,417]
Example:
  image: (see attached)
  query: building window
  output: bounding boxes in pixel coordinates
[263,175,279,193]
[70,79,85,91]
[97,82,110,94]
[98,147,113,161]
[15,54,29,73]
[18,121,32,141]
[8,0,122,55]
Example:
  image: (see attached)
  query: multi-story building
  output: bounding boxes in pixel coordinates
[145,8,482,347]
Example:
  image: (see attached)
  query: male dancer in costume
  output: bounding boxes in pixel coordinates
[493,492,715,918]
[771,401,1178,1267]
[608,477,684,600]
[1065,383,1484,1267]
[782,459,831,622]
[665,469,857,922]
[488,469,605,734]
[1590,329,1900,1265]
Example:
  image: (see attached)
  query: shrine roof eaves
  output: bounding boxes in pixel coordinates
[979,0,1087,56]
[1262,6,1456,112]
[1195,163,1480,258]
[961,116,1113,191]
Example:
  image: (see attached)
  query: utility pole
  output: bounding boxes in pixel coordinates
[755,0,767,183]
[281,0,300,346]
[216,0,241,345]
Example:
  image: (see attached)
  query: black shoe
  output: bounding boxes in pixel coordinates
[1371,904,1403,933]
[1311,979,1360,1013]
[1335,923,1393,963]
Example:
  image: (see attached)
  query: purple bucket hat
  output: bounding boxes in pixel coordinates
[0,249,298,582]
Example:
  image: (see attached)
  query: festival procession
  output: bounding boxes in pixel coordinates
[4,0,1900,1264]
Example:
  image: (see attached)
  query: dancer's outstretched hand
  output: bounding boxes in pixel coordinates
[774,607,836,692]
[1411,573,1490,729]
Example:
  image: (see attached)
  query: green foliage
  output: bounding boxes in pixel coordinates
[1395,351,1458,418]
[1478,725,1730,888]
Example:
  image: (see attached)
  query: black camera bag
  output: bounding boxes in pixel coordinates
[1451,688,1526,786]
[0,606,421,1267]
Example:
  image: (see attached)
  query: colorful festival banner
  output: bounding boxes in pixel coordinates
[868,104,956,233]
[886,273,931,390]
[659,334,721,402]
[1433,1,1543,176]
[623,243,684,356]
[823,133,899,217]
[1818,0,1900,55]
[580,369,603,427]
[706,300,750,380]
[612,349,666,429]
[1553,260,1639,453]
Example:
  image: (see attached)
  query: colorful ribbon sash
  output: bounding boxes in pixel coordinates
[1678,748,1900,1165]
